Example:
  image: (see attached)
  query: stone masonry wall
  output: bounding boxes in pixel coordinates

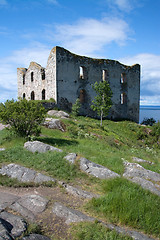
[17,46,140,122]
[56,47,140,122]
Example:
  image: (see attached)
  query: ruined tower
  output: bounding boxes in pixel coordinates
[17,46,140,122]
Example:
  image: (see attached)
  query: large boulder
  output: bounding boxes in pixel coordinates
[24,141,63,153]
[47,110,69,118]
[0,163,55,183]
[0,211,27,238]
[52,202,94,224]
[80,157,120,179]
[43,118,65,131]
[123,161,160,182]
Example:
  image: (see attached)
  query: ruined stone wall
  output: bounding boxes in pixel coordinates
[17,54,57,101]
[45,47,57,101]
[56,47,140,122]
[17,62,47,100]
[17,46,140,122]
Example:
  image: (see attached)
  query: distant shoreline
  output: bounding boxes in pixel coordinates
[140,106,160,110]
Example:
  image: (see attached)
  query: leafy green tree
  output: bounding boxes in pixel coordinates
[91,81,112,126]
[72,98,81,116]
[0,98,46,137]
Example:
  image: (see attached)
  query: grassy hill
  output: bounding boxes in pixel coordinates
[0,116,160,240]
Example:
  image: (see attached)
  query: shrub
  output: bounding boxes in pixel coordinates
[151,121,160,142]
[0,99,46,137]
[141,117,156,126]
[72,98,81,116]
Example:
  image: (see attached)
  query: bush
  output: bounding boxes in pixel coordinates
[151,121,160,142]
[141,118,156,126]
[0,99,46,137]
[72,98,81,116]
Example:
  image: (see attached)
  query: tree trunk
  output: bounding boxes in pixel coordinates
[100,110,103,126]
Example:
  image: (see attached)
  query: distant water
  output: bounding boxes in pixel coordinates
[139,106,160,123]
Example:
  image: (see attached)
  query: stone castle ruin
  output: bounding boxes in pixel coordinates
[17,46,140,122]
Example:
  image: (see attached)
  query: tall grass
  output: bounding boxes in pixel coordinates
[70,222,132,240]
[87,178,160,237]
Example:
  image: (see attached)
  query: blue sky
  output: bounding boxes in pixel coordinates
[0,0,160,105]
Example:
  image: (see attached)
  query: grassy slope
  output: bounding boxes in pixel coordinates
[0,116,160,239]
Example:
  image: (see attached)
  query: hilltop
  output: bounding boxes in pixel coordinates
[0,113,160,240]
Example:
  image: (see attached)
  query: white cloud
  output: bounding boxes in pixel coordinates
[120,53,160,105]
[106,0,141,13]
[47,0,58,5]
[54,17,130,56]
[115,0,133,11]
[0,43,51,102]
[0,0,7,6]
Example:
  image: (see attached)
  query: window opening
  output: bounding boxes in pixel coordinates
[121,93,126,104]
[102,70,108,81]
[31,91,35,100]
[23,93,25,99]
[42,89,45,100]
[80,89,86,103]
[23,74,25,85]
[31,72,34,82]
[121,73,126,84]
[80,65,88,79]
[41,69,45,80]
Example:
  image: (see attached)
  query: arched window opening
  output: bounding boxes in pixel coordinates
[42,89,45,100]
[79,89,86,103]
[79,66,87,79]
[23,74,25,85]
[79,66,84,79]
[102,70,108,81]
[31,72,34,82]
[121,93,126,105]
[23,93,25,99]
[120,73,126,84]
[41,69,45,80]
[31,91,35,100]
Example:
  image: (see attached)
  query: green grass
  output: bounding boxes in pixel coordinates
[0,116,160,238]
[87,178,160,237]
[0,146,85,181]
[70,222,132,240]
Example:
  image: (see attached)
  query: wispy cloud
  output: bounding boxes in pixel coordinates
[47,0,58,5]
[0,43,50,102]
[53,17,131,56]
[120,53,160,105]
[0,0,7,6]
[106,0,142,13]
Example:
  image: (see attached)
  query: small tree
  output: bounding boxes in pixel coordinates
[72,98,81,116]
[0,98,46,137]
[91,81,112,126]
